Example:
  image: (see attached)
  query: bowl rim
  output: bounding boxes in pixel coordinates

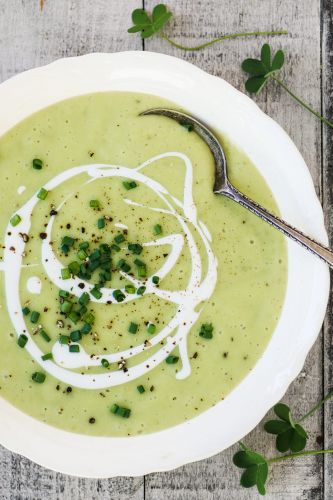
[0,51,329,478]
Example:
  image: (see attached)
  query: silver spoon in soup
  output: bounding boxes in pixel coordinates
[141,108,333,268]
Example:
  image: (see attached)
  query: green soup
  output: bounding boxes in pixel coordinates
[0,92,287,436]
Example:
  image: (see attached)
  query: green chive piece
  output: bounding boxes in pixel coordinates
[17,334,28,348]
[68,311,80,324]
[37,187,48,200]
[152,276,160,285]
[137,385,145,394]
[125,284,136,294]
[89,199,100,208]
[89,249,101,261]
[68,261,80,275]
[153,224,162,235]
[41,352,53,361]
[83,312,95,325]
[60,300,73,314]
[22,306,30,316]
[77,249,88,260]
[136,286,146,296]
[79,241,89,250]
[81,323,92,334]
[180,121,194,132]
[199,323,214,339]
[110,403,131,418]
[78,305,87,316]
[166,355,179,364]
[113,289,125,302]
[10,214,21,227]
[32,372,46,383]
[40,329,51,342]
[137,265,147,278]
[114,233,125,244]
[101,358,109,368]
[123,180,137,190]
[30,311,40,324]
[60,244,69,254]
[61,268,71,280]
[128,322,138,334]
[61,236,75,248]
[79,292,90,306]
[117,259,131,273]
[32,158,43,170]
[91,287,102,300]
[110,403,119,414]
[70,330,82,342]
[59,289,70,298]
[128,243,143,255]
[59,335,70,344]
[97,218,105,229]
[111,243,120,252]
[69,344,80,353]
[147,323,156,335]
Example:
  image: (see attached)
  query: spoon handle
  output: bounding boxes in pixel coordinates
[222,183,333,268]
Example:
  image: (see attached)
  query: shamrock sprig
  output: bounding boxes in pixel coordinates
[242,43,333,129]
[233,390,333,496]
[128,4,287,50]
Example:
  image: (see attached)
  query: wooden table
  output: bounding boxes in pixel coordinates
[0,1,332,498]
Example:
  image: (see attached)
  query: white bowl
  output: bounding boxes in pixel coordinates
[0,52,329,477]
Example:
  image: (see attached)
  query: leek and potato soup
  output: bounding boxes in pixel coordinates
[0,92,287,436]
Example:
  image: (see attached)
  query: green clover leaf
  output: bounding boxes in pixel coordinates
[264,403,308,453]
[233,448,269,496]
[128,4,172,39]
[241,43,285,94]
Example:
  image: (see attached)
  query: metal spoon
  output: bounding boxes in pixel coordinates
[141,108,333,268]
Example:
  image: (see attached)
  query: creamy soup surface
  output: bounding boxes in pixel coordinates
[0,92,287,436]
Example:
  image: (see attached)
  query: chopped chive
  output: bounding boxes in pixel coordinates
[134,258,145,267]
[137,385,145,394]
[59,335,70,344]
[61,236,75,248]
[83,312,95,325]
[60,244,69,254]
[199,323,214,339]
[97,218,105,229]
[113,289,125,302]
[117,259,131,273]
[123,180,137,190]
[152,276,159,284]
[147,323,156,335]
[114,233,125,244]
[101,358,109,368]
[61,268,71,280]
[110,403,131,418]
[60,300,72,314]
[32,372,46,383]
[40,329,51,342]
[166,355,179,364]
[154,224,162,235]
[77,249,88,260]
[37,187,48,200]
[89,249,101,261]
[128,243,143,255]
[32,158,43,170]
[128,322,138,334]
[30,311,40,324]
[81,323,92,334]
[70,330,82,342]
[78,305,87,316]
[110,403,119,414]
[111,243,120,252]
[180,121,194,132]
[68,311,80,324]
[68,261,80,275]
[89,199,100,208]
[17,334,28,348]
[79,241,89,250]
[59,289,70,298]
[137,265,147,278]
[69,344,80,353]
[125,284,136,294]
[90,287,102,300]
[100,270,111,282]
[22,306,30,316]
[136,286,146,296]
[10,214,21,227]
[79,292,90,306]
[41,352,53,361]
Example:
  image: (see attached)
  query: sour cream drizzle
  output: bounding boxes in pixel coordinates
[2,153,217,389]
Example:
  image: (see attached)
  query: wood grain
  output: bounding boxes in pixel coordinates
[0,0,330,498]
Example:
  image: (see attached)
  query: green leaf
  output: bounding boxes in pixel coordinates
[128,4,172,40]
[132,8,150,25]
[245,76,267,93]
[274,403,291,422]
[240,466,258,487]
[233,450,266,468]
[276,428,293,452]
[141,27,155,39]
[261,43,271,70]
[241,58,267,76]
[152,3,168,21]
[152,11,172,31]
[127,25,143,33]
[271,49,285,71]
[264,420,290,435]
[295,423,308,439]
[290,428,307,452]
[256,463,269,496]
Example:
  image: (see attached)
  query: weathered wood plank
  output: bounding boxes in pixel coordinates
[0,1,144,498]
[144,1,324,498]
[322,0,333,499]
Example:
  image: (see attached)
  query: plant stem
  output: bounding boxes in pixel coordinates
[160,30,288,52]
[298,388,333,423]
[268,449,333,464]
[271,75,333,129]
